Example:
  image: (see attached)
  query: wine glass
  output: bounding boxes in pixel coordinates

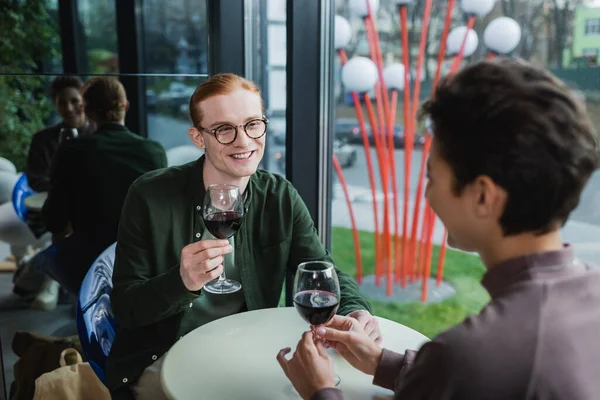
[202,184,243,294]
[293,261,341,385]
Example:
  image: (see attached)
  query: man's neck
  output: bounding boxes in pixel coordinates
[479,230,564,269]
[97,120,125,126]
[202,159,251,194]
[62,121,85,130]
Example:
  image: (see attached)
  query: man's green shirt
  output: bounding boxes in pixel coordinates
[106,156,372,397]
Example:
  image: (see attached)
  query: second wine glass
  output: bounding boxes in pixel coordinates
[202,184,243,294]
[293,261,341,385]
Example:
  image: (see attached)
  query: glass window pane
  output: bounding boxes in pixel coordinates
[146,76,206,156]
[142,0,209,161]
[328,0,600,339]
[256,0,287,176]
[142,0,209,74]
[77,0,119,73]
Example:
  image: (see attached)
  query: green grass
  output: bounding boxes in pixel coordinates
[331,227,489,339]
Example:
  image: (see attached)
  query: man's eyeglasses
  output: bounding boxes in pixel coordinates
[198,117,269,145]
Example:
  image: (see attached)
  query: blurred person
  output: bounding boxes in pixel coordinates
[278,59,600,400]
[26,75,93,193]
[0,76,90,270]
[18,76,94,309]
[106,74,379,400]
[35,77,167,309]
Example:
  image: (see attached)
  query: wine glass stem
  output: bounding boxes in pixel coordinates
[218,245,232,282]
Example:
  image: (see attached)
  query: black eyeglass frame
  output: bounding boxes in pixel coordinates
[197,116,269,145]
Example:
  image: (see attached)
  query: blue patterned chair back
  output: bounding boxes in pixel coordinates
[12,174,35,222]
[75,242,117,384]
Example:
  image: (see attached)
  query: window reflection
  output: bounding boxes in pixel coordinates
[143,0,208,75]
[142,0,209,156]
[77,0,119,73]
[146,77,205,153]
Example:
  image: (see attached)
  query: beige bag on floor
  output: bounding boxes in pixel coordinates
[33,348,111,400]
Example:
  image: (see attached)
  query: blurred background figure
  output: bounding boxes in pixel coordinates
[25,76,93,193]
[37,76,167,304]
[6,76,96,311]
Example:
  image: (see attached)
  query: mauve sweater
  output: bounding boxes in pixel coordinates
[313,246,600,400]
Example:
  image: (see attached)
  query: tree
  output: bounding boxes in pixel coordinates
[548,0,586,69]
[0,0,60,171]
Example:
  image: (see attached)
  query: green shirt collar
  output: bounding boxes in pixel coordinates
[189,155,254,214]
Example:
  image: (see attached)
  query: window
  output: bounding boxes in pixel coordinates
[585,18,600,35]
[77,0,119,73]
[142,0,208,75]
[326,0,600,339]
[1,0,63,170]
[247,0,287,176]
[141,0,209,155]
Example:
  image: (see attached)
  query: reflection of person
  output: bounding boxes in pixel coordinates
[279,59,600,399]
[106,74,379,400]
[38,77,167,296]
[25,76,93,193]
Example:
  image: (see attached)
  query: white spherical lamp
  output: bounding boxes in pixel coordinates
[447,26,479,57]
[349,0,379,18]
[383,63,405,91]
[393,0,415,5]
[461,0,496,17]
[341,57,378,93]
[483,17,521,54]
[334,16,352,50]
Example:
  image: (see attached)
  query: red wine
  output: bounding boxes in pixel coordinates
[294,290,339,326]
[204,211,243,239]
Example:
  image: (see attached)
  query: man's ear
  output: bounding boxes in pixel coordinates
[471,175,505,219]
[188,126,205,149]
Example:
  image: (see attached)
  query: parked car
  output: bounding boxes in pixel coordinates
[346,123,427,149]
[346,123,405,148]
[334,118,359,142]
[272,120,356,145]
[155,82,196,115]
[274,140,357,172]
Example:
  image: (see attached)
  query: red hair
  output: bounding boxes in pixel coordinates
[189,73,263,127]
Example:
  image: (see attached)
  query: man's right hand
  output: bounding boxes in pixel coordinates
[315,315,383,376]
[180,239,232,291]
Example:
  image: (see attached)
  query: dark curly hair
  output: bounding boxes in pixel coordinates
[50,75,83,101]
[421,58,598,236]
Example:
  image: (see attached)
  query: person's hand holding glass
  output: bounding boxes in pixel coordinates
[277,261,342,396]
[292,261,340,330]
[201,184,244,294]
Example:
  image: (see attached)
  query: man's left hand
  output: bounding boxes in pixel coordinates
[277,331,336,400]
[346,310,382,344]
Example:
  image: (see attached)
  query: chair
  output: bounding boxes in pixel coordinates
[75,242,117,384]
[11,174,35,222]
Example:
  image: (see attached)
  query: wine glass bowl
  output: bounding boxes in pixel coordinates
[293,262,340,326]
[202,184,244,294]
[293,261,341,386]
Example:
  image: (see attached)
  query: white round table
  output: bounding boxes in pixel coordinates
[161,307,429,400]
[23,192,48,212]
